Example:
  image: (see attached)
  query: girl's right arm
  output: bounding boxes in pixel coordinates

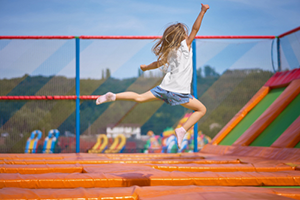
[140,60,163,71]
[186,3,209,48]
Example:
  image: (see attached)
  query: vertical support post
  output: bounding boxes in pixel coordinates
[75,37,80,153]
[192,39,198,152]
[276,36,281,72]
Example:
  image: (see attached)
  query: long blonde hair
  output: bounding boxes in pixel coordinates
[152,23,189,72]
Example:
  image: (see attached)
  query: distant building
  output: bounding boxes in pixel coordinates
[106,124,141,139]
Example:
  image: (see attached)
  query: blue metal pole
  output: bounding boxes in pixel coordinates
[276,36,281,72]
[192,40,198,152]
[75,37,80,153]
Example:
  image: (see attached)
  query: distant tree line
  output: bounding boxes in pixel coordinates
[0,66,273,152]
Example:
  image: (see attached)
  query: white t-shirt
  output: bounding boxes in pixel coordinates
[159,39,193,94]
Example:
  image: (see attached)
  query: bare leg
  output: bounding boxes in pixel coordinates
[96,90,159,105]
[181,98,206,131]
[116,91,158,103]
[175,98,206,148]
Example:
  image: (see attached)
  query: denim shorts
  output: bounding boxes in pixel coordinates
[150,86,193,106]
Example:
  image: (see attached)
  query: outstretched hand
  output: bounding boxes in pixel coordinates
[201,3,209,12]
[140,64,147,72]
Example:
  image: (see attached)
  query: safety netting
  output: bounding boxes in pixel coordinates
[279,27,300,71]
[0,27,299,153]
[194,38,275,141]
[0,38,76,153]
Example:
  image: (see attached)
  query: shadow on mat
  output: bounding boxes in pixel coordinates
[115,173,152,187]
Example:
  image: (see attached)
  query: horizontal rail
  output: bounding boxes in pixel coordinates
[2,25,299,40]
[278,26,300,38]
[195,35,275,39]
[0,35,276,40]
[0,95,100,100]
[0,36,75,39]
[80,35,161,39]
[80,35,276,39]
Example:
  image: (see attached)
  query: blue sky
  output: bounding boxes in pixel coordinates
[0,0,300,79]
[1,0,299,36]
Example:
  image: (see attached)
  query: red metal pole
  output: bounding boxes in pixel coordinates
[79,35,161,39]
[0,95,99,100]
[278,26,300,38]
[0,36,75,39]
[195,35,275,39]
[80,35,275,40]
[0,35,276,40]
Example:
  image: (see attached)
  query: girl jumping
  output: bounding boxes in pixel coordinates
[96,3,209,149]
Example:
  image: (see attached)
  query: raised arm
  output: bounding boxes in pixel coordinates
[186,3,209,47]
[140,60,163,72]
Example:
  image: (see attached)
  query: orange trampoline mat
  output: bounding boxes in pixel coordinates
[0,149,300,199]
[0,186,300,200]
[1,186,300,200]
[0,152,300,189]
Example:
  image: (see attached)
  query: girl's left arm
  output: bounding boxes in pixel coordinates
[140,60,163,71]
